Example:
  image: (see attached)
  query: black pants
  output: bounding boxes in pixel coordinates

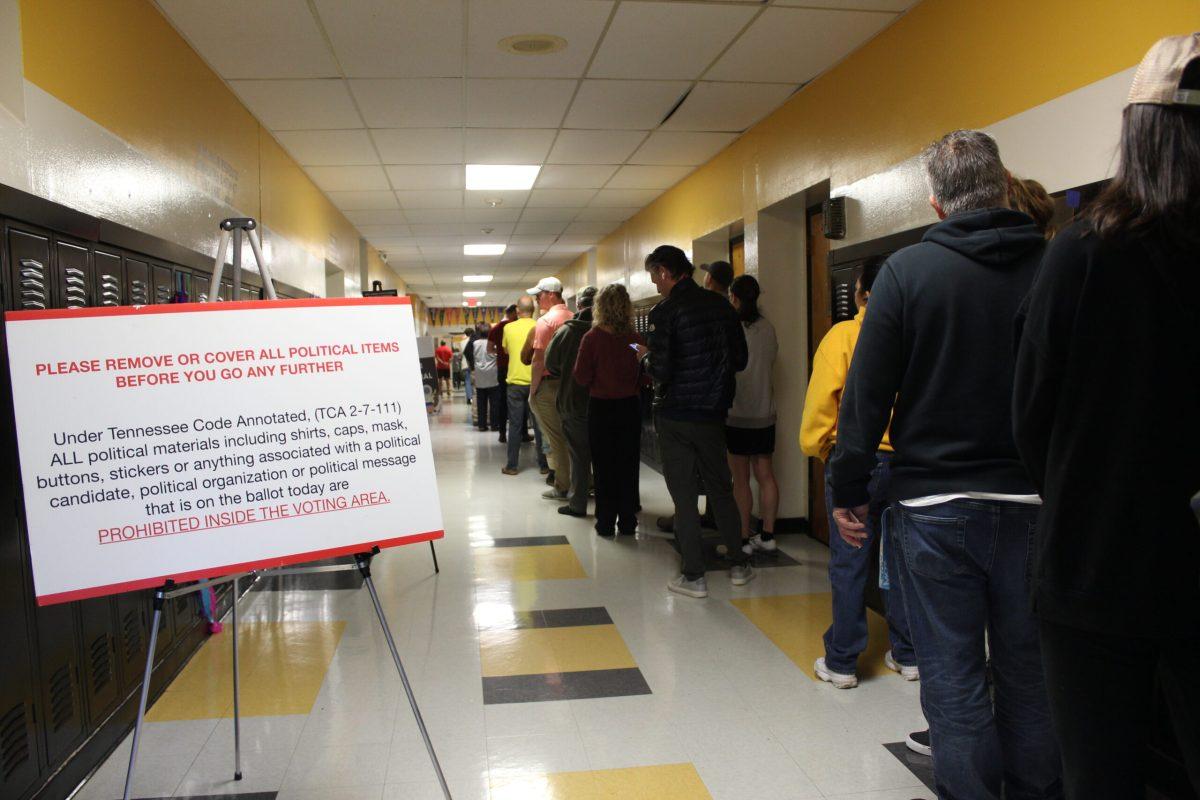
[655,414,745,578]
[495,371,508,436]
[475,385,499,430]
[588,396,641,534]
[1039,619,1200,799]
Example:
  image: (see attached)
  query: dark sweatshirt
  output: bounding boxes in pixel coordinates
[1013,222,1200,636]
[830,208,1044,508]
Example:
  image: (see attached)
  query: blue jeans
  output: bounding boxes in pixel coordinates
[505,385,546,471]
[894,500,1062,800]
[464,367,473,406]
[823,452,915,673]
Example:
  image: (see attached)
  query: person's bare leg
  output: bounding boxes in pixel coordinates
[751,455,779,536]
[728,453,753,540]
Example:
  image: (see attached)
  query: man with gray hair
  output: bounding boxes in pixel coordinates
[830,130,1062,798]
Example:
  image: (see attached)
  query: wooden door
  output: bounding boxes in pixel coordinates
[807,210,832,545]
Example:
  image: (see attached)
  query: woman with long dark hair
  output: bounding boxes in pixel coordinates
[1013,35,1200,798]
[725,275,780,555]
[574,284,645,537]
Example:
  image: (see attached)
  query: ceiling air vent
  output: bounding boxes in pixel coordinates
[499,34,567,56]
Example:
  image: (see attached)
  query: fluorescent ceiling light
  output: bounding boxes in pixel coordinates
[462,291,487,298]
[466,164,540,191]
[464,243,506,256]
[462,274,493,283]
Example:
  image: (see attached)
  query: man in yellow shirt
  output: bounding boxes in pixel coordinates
[502,296,542,475]
[800,255,915,689]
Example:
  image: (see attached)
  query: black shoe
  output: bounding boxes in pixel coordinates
[656,515,674,533]
[477,426,488,432]
[523,433,534,443]
[595,527,615,538]
[906,729,931,756]
[618,527,638,536]
[545,470,556,486]
[699,511,717,530]
[498,435,507,443]
[558,506,586,518]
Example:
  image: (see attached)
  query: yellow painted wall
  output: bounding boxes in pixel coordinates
[17,0,405,293]
[581,0,1198,277]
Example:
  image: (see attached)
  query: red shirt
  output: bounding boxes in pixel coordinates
[573,327,646,400]
[487,320,510,371]
[435,345,452,370]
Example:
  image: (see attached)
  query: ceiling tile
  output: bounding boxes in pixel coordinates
[385,165,464,191]
[464,129,557,164]
[306,165,390,191]
[350,80,464,127]
[548,130,647,164]
[527,188,597,207]
[466,80,577,128]
[372,129,463,164]
[606,165,693,190]
[157,0,337,79]
[537,254,576,266]
[464,189,529,209]
[403,208,464,224]
[629,131,737,165]
[273,130,379,165]
[374,246,423,261]
[535,165,618,189]
[464,207,523,223]
[312,0,464,77]
[556,233,602,245]
[515,221,569,236]
[707,7,896,84]
[411,223,470,237]
[467,0,614,78]
[777,0,916,9]
[574,206,637,222]
[345,208,407,226]
[661,82,798,132]
[588,2,756,80]
[395,190,465,209]
[546,242,592,254]
[464,222,516,237]
[509,235,558,246]
[357,224,413,238]
[326,190,398,210]
[565,80,691,130]
[565,221,618,236]
[228,79,359,130]
[520,207,583,222]
[589,188,661,207]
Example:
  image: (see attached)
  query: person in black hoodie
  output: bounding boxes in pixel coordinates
[830,130,1061,799]
[1014,35,1200,799]
[639,245,751,598]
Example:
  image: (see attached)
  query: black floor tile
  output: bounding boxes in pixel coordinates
[248,556,363,592]
[483,667,652,704]
[885,741,936,791]
[487,535,571,548]
[480,606,612,631]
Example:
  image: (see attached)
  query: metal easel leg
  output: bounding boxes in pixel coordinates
[354,550,451,800]
[231,576,243,781]
[123,585,167,800]
[429,541,440,573]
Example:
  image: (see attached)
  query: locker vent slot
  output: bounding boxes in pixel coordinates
[89,634,113,695]
[63,266,88,308]
[155,284,172,304]
[129,279,149,305]
[122,608,142,662]
[99,273,121,306]
[0,703,29,781]
[196,292,209,303]
[49,665,74,732]
[18,258,47,310]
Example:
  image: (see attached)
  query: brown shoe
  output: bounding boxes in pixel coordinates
[501,467,518,476]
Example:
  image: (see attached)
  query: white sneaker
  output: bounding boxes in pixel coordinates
[814,657,859,689]
[741,541,754,556]
[729,563,755,586]
[541,488,567,501]
[668,575,708,598]
[747,534,777,552]
[884,650,920,681]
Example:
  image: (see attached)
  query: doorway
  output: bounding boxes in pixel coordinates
[806,206,832,545]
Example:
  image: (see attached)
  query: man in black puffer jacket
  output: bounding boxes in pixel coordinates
[639,245,751,598]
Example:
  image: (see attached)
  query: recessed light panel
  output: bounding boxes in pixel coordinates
[466,164,541,191]
[462,291,487,298]
[464,243,506,256]
[463,275,494,283]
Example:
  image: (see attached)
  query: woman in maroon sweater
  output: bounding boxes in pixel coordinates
[574,284,645,537]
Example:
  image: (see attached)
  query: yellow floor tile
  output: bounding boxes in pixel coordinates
[473,544,588,581]
[491,763,712,800]
[731,593,892,680]
[479,624,637,677]
[146,621,345,721]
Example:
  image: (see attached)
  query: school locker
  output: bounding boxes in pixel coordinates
[54,239,92,309]
[124,256,151,306]
[7,226,51,311]
[94,249,122,307]
[77,598,120,726]
[152,263,174,304]
[31,601,86,769]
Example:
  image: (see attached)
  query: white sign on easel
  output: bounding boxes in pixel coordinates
[4,296,443,604]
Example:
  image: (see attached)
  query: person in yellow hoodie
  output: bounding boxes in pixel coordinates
[800,255,917,690]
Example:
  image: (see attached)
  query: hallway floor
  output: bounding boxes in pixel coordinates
[74,397,934,800]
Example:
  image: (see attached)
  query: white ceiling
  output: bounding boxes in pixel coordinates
[155,0,916,306]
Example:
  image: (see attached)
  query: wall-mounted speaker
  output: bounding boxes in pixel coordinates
[822,197,847,240]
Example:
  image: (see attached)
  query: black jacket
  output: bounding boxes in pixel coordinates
[463,332,477,370]
[830,208,1044,507]
[1014,222,1200,636]
[544,309,592,419]
[646,276,747,422]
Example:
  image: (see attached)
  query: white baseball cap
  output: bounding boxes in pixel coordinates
[527,277,563,295]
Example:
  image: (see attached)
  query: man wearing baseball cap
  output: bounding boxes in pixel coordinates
[523,277,574,500]
[700,260,734,299]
